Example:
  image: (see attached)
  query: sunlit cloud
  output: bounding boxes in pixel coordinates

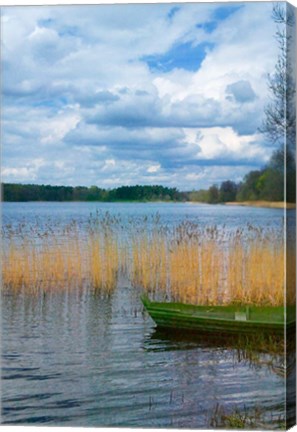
[2,2,278,189]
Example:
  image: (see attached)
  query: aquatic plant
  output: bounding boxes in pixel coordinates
[131,221,288,306]
[208,402,285,429]
[2,213,293,306]
[2,213,120,294]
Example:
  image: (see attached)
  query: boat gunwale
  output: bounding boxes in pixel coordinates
[141,296,295,327]
[147,309,285,327]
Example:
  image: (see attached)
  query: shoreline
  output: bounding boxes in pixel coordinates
[225,201,296,209]
[2,200,296,209]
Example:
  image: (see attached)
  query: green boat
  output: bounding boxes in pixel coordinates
[142,297,296,335]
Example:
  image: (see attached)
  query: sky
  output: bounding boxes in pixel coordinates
[1,2,282,190]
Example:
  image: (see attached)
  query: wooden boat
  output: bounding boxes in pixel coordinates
[142,297,295,335]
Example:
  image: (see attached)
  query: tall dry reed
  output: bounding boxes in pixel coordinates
[130,222,288,306]
[2,214,292,306]
[2,214,120,294]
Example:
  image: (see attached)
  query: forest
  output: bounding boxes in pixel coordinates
[189,148,296,204]
[2,183,186,202]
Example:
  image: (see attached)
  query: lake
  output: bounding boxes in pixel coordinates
[1,202,294,428]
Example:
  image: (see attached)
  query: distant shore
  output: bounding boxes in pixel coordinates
[225,201,296,209]
[2,199,296,208]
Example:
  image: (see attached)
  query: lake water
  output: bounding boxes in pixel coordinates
[1,201,287,229]
[1,202,294,428]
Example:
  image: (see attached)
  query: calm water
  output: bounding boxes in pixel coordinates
[1,202,292,427]
[1,201,286,229]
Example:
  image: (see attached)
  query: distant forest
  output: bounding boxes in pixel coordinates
[2,183,186,203]
[2,154,295,203]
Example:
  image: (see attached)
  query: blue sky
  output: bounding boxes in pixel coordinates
[1,2,282,190]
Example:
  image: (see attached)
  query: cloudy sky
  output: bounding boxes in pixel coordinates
[2,2,280,190]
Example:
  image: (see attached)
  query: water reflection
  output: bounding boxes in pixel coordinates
[2,203,290,428]
[145,327,287,373]
[2,289,287,428]
[146,327,283,352]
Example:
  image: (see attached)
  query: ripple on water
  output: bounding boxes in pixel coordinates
[1,202,288,428]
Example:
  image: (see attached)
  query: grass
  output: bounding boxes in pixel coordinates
[208,403,286,430]
[2,213,294,306]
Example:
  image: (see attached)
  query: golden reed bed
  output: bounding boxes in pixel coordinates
[2,214,295,306]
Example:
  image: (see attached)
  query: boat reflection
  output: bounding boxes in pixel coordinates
[144,326,295,374]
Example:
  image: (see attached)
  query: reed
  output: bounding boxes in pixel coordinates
[130,222,288,306]
[208,402,285,429]
[2,214,291,306]
[2,215,120,294]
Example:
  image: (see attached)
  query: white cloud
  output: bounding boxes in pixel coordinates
[2,158,46,182]
[2,167,34,181]
[102,159,116,171]
[184,127,269,162]
[40,110,80,144]
[1,3,280,189]
[147,164,161,173]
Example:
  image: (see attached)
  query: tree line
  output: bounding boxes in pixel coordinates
[1,183,187,202]
[2,158,295,203]
[189,149,295,204]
